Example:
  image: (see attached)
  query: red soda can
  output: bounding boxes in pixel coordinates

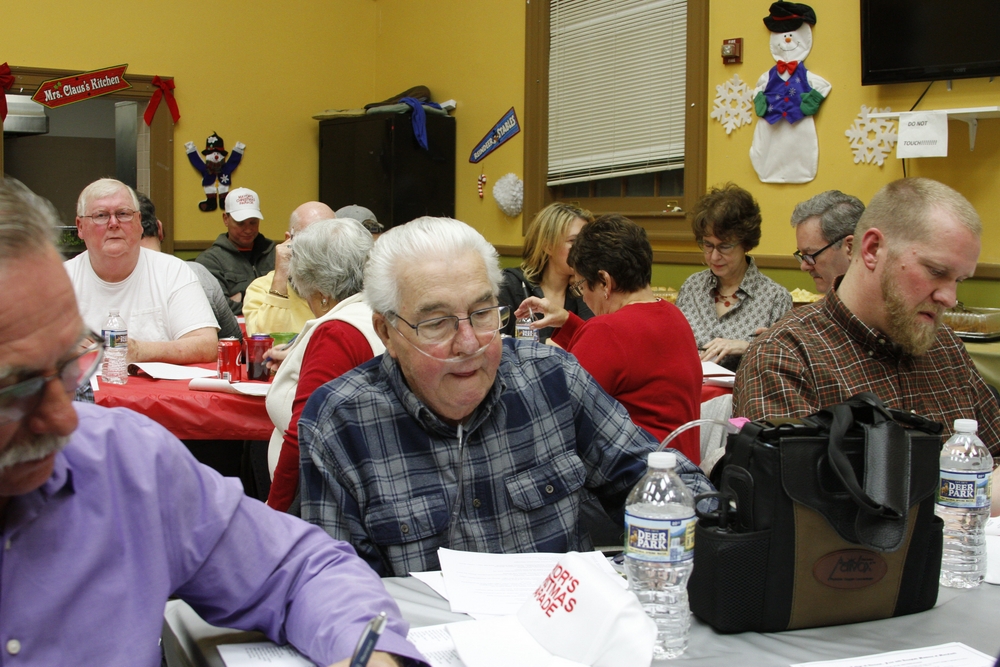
[218,338,242,382]
[246,334,274,382]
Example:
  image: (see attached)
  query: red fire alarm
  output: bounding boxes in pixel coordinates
[722,38,743,65]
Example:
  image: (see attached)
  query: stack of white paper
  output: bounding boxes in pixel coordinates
[418,549,624,618]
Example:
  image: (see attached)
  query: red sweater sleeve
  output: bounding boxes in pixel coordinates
[267,321,375,511]
[555,314,627,397]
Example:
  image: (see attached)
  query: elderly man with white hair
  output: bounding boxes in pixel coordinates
[298,216,712,577]
[64,178,218,364]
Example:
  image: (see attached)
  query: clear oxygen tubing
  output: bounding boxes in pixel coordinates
[655,418,740,453]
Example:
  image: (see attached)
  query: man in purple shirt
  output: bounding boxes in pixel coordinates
[0,177,423,667]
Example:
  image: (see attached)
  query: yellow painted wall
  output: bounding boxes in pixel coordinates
[6,0,996,270]
[708,0,1000,263]
[2,0,379,243]
[370,0,527,246]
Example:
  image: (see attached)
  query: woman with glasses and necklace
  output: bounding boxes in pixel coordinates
[676,183,792,370]
[514,214,702,463]
[498,202,595,342]
[265,218,384,514]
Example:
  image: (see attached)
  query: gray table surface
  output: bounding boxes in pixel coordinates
[163,577,1000,667]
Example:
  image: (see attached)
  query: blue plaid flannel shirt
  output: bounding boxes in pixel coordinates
[299,339,712,577]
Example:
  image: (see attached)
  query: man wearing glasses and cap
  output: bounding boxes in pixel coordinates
[298,216,712,577]
[0,178,425,667]
[64,178,218,364]
[790,190,864,294]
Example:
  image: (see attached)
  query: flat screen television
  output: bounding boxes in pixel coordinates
[861,0,1000,85]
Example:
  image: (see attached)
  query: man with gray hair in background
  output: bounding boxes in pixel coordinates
[298,216,712,577]
[736,177,1000,456]
[790,190,864,294]
[243,201,336,335]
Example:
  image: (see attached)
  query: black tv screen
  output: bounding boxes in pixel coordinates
[861,0,1000,85]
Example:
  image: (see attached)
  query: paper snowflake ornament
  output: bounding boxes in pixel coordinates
[493,173,524,217]
[845,105,897,166]
[710,74,753,134]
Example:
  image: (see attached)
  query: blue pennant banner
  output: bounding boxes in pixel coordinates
[469,107,520,164]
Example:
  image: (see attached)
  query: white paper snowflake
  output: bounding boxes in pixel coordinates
[845,105,898,166]
[710,74,753,134]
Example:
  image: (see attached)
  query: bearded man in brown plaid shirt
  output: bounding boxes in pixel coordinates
[735,177,1000,457]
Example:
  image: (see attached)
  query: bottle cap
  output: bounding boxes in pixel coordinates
[953,418,978,433]
[648,451,676,469]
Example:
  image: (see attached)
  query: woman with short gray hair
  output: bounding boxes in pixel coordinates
[265,218,385,513]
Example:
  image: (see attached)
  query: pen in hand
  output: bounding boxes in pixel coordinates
[349,611,387,667]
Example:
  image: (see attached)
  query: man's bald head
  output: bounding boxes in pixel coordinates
[289,202,336,236]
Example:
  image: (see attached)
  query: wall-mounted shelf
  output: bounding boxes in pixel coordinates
[868,106,1000,151]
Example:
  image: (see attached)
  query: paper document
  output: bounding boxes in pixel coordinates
[896,111,949,159]
[436,549,625,616]
[410,570,450,599]
[126,362,218,380]
[448,617,577,667]
[702,361,735,387]
[188,377,270,397]
[790,642,993,667]
[701,361,735,377]
[217,642,313,667]
[407,624,468,667]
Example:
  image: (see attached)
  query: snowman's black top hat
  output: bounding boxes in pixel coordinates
[202,132,228,157]
[763,2,816,32]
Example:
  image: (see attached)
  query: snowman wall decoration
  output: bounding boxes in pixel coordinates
[184,132,246,212]
[749,2,830,184]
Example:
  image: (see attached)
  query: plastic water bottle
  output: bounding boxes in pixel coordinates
[936,418,993,588]
[514,312,538,342]
[101,310,128,385]
[624,451,696,660]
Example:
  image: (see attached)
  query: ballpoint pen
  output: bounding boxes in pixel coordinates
[348,611,387,667]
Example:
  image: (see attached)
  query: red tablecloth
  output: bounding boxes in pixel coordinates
[94,366,273,441]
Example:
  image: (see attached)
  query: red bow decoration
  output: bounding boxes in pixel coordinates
[143,75,180,126]
[0,63,15,122]
[776,60,799,76]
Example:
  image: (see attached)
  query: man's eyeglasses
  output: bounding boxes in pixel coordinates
[697,240,738,255]
[569,279,587,298]
[793,236,847,266]
[81,209,137,225]
[0,331,103,425]
[394,305,511,346]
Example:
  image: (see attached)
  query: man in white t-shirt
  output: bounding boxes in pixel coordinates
[64,179,218,364]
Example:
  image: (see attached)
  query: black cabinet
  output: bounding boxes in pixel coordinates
[318,114,455,231]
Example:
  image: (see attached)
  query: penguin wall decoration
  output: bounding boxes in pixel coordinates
[749,2,830,184]
[184,132,246,211]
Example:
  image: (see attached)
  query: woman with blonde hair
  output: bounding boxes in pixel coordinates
[498,202,595,341]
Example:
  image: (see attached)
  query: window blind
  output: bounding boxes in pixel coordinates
[547,0,687,187]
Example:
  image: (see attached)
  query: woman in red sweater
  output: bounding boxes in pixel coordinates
[514,214,703,462]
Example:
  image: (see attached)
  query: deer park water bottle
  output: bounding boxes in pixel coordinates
[514,309,539,342]
[101,310,128,385]
[624,451,696,660]
[936,418,993,588]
